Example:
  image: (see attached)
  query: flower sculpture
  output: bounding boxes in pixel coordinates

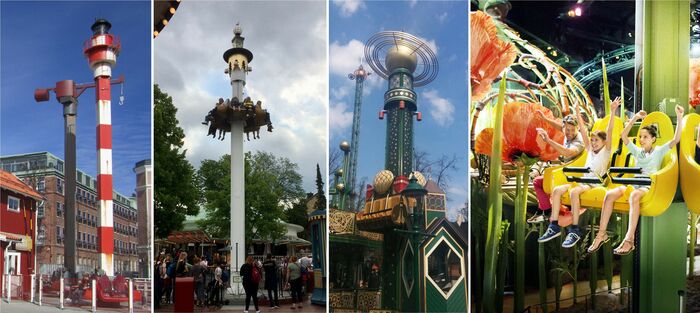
[470,11,518,102]
[474,101,564,163]
[690,58,700,108]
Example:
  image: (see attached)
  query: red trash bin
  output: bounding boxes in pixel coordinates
[174,277,194,312]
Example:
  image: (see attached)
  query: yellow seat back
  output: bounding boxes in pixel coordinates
[680,113,700,213]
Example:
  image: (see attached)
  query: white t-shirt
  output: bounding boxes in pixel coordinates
[583,146,611,178]
[625,141,672,175]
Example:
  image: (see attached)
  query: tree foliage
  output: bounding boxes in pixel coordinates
[153,85,200,239]
[198,151,305,243]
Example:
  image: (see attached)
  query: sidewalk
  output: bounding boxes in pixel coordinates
[157,299,325,312]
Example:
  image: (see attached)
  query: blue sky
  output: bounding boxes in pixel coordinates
[330,0,469,218]
[0,1,151,196]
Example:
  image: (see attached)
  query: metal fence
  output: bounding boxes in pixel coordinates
[2,273,151,312]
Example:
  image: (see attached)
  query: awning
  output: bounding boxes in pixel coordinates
[0,231,24,242]
[166,230,212,244]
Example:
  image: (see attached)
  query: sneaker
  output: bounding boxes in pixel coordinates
[527,213,547,224]
[562,231,582,248]
[537,224,561,243]
[274,306,279,309]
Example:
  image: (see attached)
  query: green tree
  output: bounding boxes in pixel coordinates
[284,195,312,240]
[198,151,305,243]
[314,163,326,211]
[153,85,200,239]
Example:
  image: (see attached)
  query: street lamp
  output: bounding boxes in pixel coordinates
[395,174,432,312]
[401,175,427,231]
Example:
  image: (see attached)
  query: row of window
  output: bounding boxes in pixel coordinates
[115,222,137,237]
[54,226,137,255]
[114,204,137,222]
[0,158,62,173]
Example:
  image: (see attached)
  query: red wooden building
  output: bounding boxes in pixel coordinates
[1,169,42,300]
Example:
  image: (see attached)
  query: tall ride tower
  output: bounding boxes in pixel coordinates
[224,23,252,271]
[360,30,438,311]
[366,32,438,178]
[341,65,371,210]
[84,19,121,276]
[204,23,272,272]
[34,19,123,276]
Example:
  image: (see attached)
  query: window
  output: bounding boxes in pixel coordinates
[426,238,464,297]
[56,202,63,217]
[38,201,45,218]
[57,160,64,172]
[7,196,20,212]
[37,178,45,192]
[57,179,64,195]
[57,227,64,245]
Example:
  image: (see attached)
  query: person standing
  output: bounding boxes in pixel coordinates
[262,254,279,309]
[190,256,207,307]
[286,256,303,309]
[240,256,261,313]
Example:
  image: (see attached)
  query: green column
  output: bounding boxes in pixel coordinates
[640,2,689,312]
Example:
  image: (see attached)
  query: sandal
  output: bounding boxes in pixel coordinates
[613,239,636,255]
[587,233,610,253]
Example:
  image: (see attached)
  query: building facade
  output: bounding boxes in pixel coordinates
[0,169,41,299]
[0,152,139,275]
[134,159,152,278]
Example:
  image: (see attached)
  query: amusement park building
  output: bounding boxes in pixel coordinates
[0,152,140,275]
[0,169,42,299]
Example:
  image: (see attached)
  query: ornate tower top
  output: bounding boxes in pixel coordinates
[223,23,253,63]
[232,23,245,48]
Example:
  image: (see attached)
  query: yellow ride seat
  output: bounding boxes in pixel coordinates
[543,115,624,204]
[545,112,678,216]
[681,113,700,214]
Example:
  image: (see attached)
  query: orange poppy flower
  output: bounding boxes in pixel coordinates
[474,102,564,163]
[470,11,518,102]
[690,58,700,107]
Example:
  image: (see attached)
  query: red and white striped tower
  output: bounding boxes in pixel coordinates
[84,19,120,276]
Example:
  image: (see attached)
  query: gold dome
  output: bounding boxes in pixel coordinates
[373,170,395,195]
[386,44,417,73]
[340,141,351,152]
[411,171,427,187]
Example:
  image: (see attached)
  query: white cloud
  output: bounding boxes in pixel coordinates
[333,0,365,17]
[437,12,448,24]
[331,86,350,100]
[409,0,418,8]
[329,39,365,76]
[329,102,353,136]
[422,89,454,127]
[416,35,439,56]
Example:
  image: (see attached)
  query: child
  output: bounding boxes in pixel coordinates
[537,97,619,248]
[588,105,685,255]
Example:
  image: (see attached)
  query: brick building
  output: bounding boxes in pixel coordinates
[0,152,139,275]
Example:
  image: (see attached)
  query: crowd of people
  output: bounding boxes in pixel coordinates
[153,249,314,312]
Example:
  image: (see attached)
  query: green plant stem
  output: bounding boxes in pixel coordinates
[538,221,548,313]
[690,213,698,277]
[482,75,507,313]
[589,211,598,309]
[514,164,530,313]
